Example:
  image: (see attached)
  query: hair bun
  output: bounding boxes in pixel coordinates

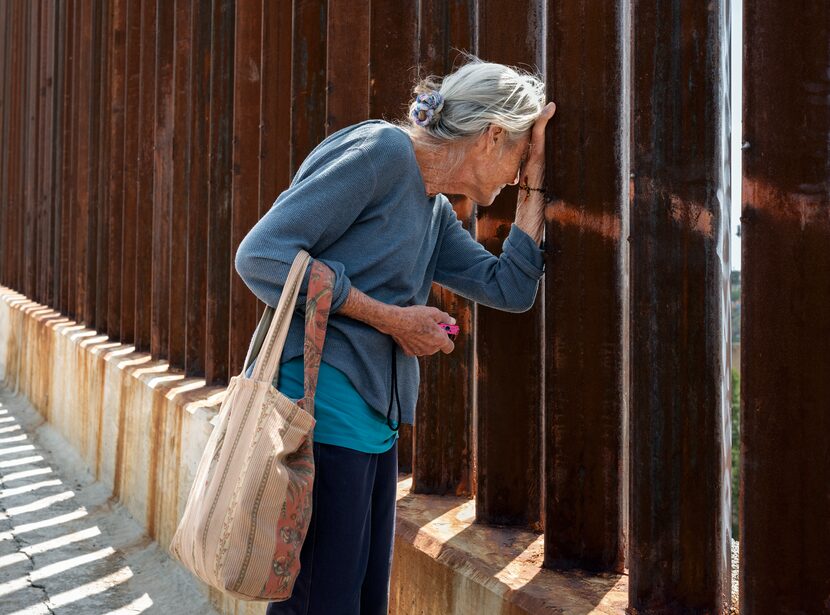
[411,90,445,128]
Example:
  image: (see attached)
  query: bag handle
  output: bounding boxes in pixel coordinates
[240,251,335,416]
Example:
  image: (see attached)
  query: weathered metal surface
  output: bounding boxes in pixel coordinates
[544,0,628,572]
[204,0,234,385]
[184,0,211,377]
[290,0,327,176]
[412,1,475,497]
[94,0,112,334]
[168,0,192,367]
[229,0,263,378]
[41,2,59,310]
[106,0,127,342]
[59,0,76,318]
[120,0,141,343]
[325,0,369,134]
[258,0,292,333]
[475,0,545,527]
[22,1,39,301]
[74,0,93,326]
[0,1,9,288]
[134,0,157,352]
[630,0,731,611]
[741,2,830,613]
[151,0,175,360]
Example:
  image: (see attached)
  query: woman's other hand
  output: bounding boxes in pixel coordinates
[382,305,456,357]
[514,101,556,244]
[521,101,556,190]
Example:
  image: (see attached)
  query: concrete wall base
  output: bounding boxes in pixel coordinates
[1,287,629,614]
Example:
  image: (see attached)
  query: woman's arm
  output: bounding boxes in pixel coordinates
[339,287,456,357]
[234,146,376,313]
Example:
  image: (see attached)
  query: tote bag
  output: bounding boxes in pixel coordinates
[170,251,334,601]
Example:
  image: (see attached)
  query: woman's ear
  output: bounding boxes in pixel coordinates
[485,124,503,151]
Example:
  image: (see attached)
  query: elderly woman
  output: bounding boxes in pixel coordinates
[235,57,555,615]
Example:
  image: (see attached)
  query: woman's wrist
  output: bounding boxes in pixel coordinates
[514,195,546,245]
[339,286,400,335]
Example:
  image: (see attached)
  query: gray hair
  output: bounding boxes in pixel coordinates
[401,55,546,148]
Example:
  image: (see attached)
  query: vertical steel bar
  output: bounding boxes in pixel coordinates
[34,1,47,303]
[74,0,93,324]
[120,0,141,342]
[106,0,127,341]
[4,0,20,289]
[23,0,38,299]
[0,0,8,287]
[543,0,628,572]
[290,0,326,176]
[204,0,234,384]
[38,1,57,307]
[741,3,830,613]
[258,0,292,218]
[325,0,369,134]
[184,0,211,377]
[151,0,174,359]
[92,0,109,332]
[59,0,77,316]
[134,0,157,351]
[629,0,731,610]
[229,0,264,377]
[410,0,475,495]
[168,0,192,367]
[475,0,545,527]
[50,0,65,308]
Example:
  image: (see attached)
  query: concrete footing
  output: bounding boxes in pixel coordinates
[1,286,629,614]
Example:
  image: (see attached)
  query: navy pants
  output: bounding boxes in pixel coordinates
[266,440,398,615]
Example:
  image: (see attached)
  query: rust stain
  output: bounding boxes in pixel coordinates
[743,175,830,229]
[545,200,623,241]
[146,391,166,539]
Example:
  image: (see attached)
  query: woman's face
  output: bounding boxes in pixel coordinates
[462,127,531,206]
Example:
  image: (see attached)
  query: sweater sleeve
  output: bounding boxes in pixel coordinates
[433,199,546,313]
[234,145,377,313]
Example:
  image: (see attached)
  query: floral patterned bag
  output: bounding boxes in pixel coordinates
[170,251,334,601]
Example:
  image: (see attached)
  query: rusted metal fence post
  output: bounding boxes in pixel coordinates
[204,0,234,384]
[151,0,174,359]
[630,0,731,610]
[134,0,157,351]
[741,3,830,612]
[410,1,476,495]
[118,0,141,343]
[184,0,211,376]
[544,0,628,573]
[290,0,326,177]
[168,0,192,366]
[106,0,127,342]
[228,0,265,378]
[325,0,369,135]
[475,0,545,527]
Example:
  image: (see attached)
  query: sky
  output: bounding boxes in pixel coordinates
[730,0,743,272]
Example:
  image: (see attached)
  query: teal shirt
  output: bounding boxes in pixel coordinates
[248,356,398,454]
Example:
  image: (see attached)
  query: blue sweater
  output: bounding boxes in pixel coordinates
[234,120,545,425]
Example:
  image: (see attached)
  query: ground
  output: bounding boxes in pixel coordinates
[0,386,218,615]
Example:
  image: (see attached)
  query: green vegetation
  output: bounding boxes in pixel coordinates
[731,367,740,539]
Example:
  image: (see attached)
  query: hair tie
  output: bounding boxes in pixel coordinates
[411,90,445,127]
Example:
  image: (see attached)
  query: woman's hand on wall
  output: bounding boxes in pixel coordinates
[514,101,556,245]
